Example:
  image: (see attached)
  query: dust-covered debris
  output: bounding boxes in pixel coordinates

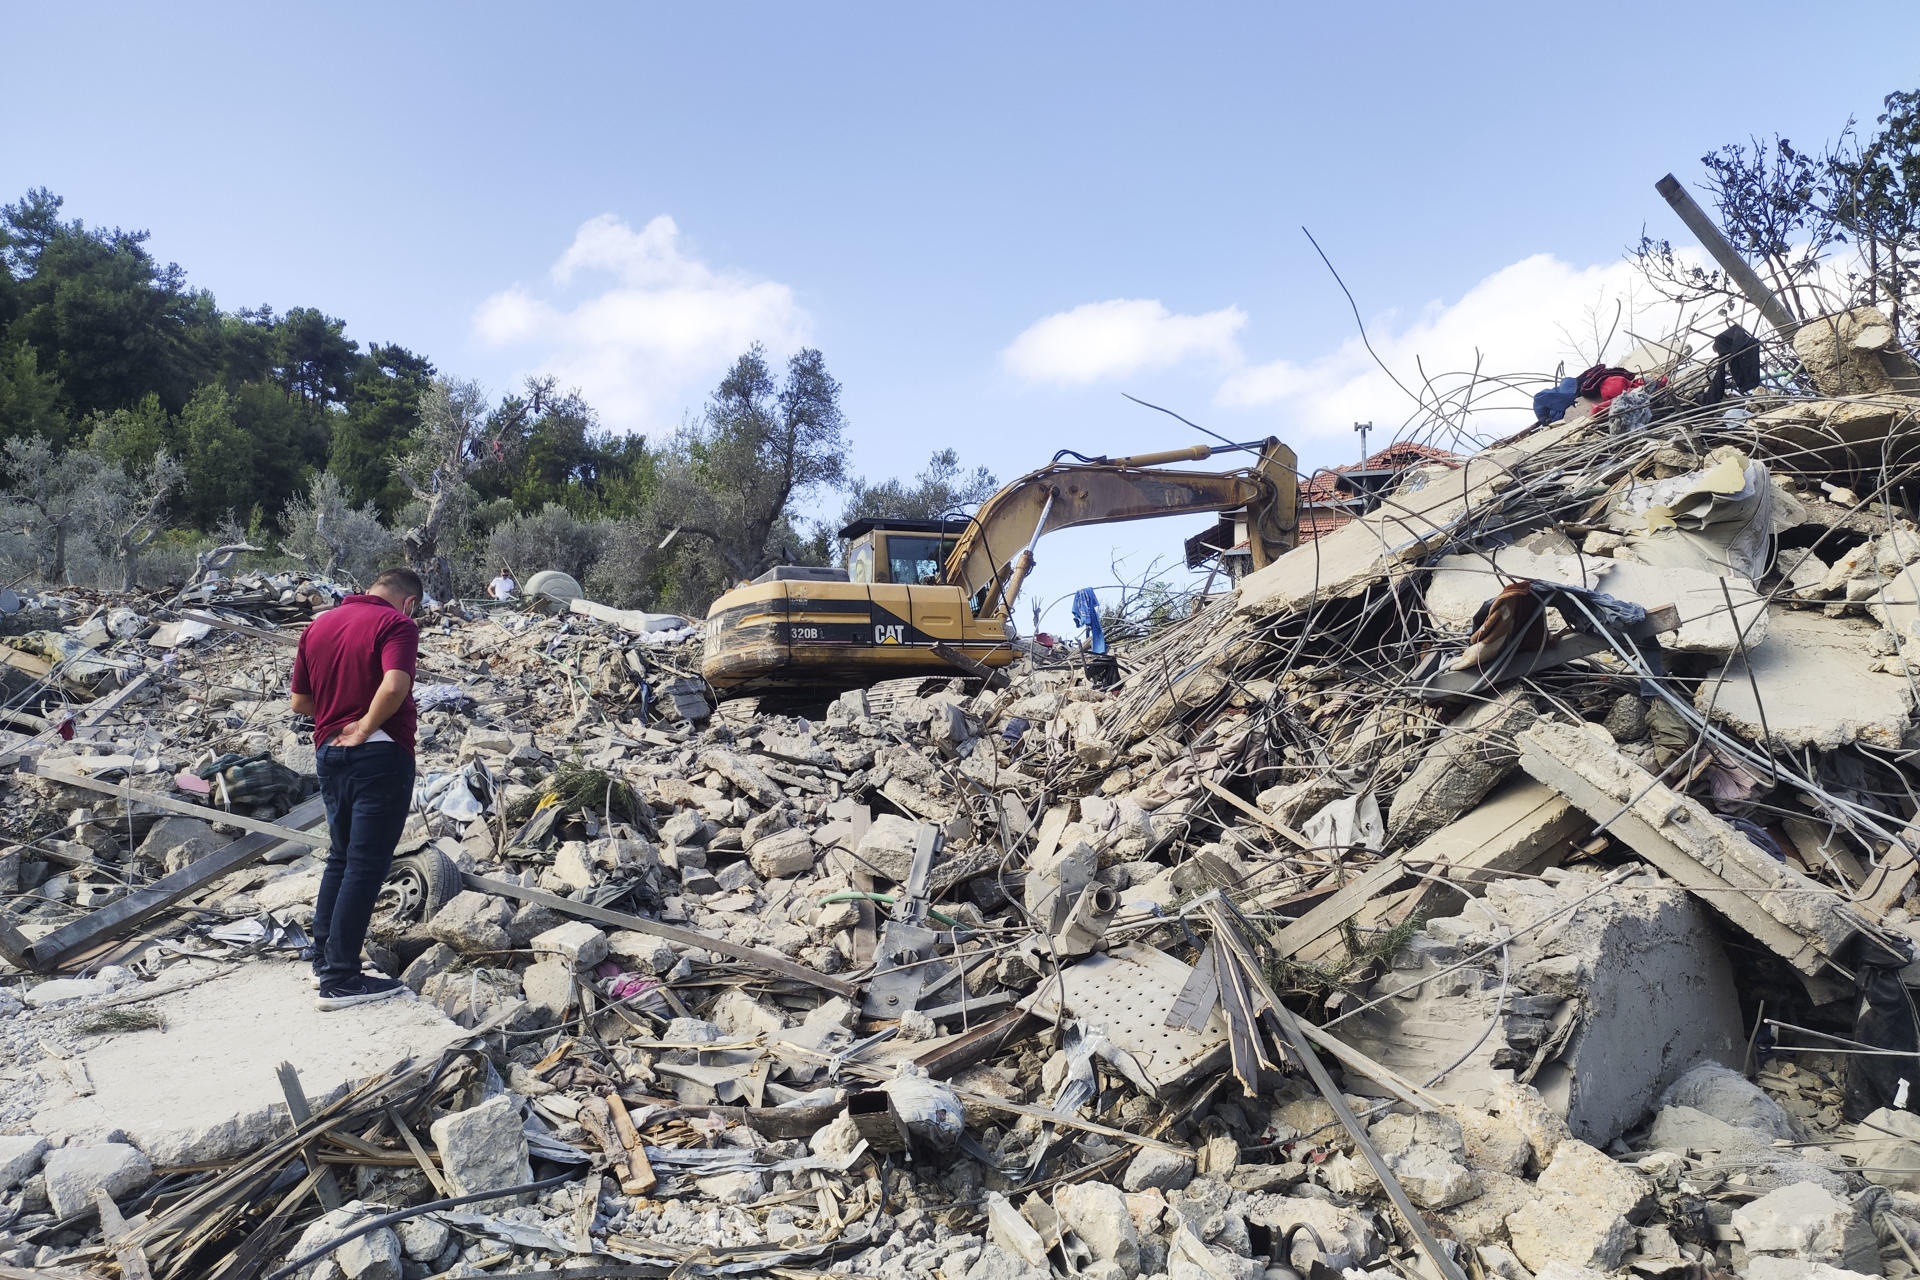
[8,312,1920,1280]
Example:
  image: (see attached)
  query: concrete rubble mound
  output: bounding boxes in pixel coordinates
[9,320,1920,1280]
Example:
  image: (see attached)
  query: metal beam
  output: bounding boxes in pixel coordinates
[1656,173,1800,336]
[28,794,328,969]
[461,873,860,999]
[13,760,329,850]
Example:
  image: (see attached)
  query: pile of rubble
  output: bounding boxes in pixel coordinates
[6,308,1920,1280]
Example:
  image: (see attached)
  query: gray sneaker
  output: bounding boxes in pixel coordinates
[316,975,408,1011]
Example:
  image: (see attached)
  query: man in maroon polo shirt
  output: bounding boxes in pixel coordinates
[290,568,422,1010]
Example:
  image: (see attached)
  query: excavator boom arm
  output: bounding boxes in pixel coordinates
[943,437,1298,613]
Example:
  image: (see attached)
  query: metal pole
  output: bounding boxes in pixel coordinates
[1353,421,1371,463]
[1655,173,1801,336]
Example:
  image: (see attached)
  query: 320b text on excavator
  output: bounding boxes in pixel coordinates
[700,437,1298,695]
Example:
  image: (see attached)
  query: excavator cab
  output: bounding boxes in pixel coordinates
[841,518,966,587]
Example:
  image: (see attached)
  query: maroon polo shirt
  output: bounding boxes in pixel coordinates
[291,594,420,755]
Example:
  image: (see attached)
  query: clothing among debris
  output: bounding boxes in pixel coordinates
[7,309,1920,1280]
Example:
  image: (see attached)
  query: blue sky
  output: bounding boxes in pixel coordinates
[8,3,1916,625]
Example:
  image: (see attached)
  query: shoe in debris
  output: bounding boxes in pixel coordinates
[314,975,407,1011]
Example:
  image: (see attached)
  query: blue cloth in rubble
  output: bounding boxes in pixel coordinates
[1533,376,1580,425]
[1071,587,1107,655]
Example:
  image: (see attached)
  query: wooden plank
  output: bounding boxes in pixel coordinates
[1270,855,1408,958]
[12,761,331,851]
[0,647,53,678]
[1201,777,1312,851]
[383,1105,451,1198]
[76,671,156,729]
[29,794,328,968]
[462,874,859,999]
[603,1091,658,1195]
[276,1062,342,1212]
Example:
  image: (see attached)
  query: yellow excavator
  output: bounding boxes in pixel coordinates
[700,437,1298,695]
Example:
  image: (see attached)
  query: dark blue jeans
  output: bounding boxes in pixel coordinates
[312,742,415,985]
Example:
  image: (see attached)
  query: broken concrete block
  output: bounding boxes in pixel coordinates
[1732,1181,1876,1267]
[544,842,596,892]
[1054,1180,1139,1277]
[693,1169,767,1203]
[530,920,607,968]
[43,1142,152,1218]
[1530,1264,1610,1280]
[1836,1106,1920,1190]
[964,1243,1050,1280]
[1387,689,1535,845]
[658,808,714,848]
[520,957,572,1021]
[1646,1103,1771,1155]
[1505,1191,1634,1272]
[420,967,532,1031]
[1369,1110,1465,1159]
[426,890,512,955]
[749,826,818,880]
[1121,1146,1195,1193]
[1438,1169,1539,1247]
[1792,306,1920,397]
[288,1200,402,1280]
[1346,869,1742,1146]
[1660,1061,1800,1139]
[1166,1222,1264,1280]
[1455,1109,1530,1177]
[0,1135,47,1192]
[428,1094,532,1207]
[1387,1143,1477,1209]
[698,749,783,808]
[1536,1138,1653,1223]
[1246,1196,1380,1271]
[741,805,792,847]
[459,726,513,759]
[1694,608,1915,751]
[1486,1082,1570,1171]
[133,814,218,868]
[401,942,457,993]
[852,813,923,881]
[25,977,112,1006]
[395,1215,450,1262]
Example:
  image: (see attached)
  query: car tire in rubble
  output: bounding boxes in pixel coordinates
[377,848,462,929]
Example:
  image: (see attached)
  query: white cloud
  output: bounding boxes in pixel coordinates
[1003,298,1246,385]
[473,214,809,434]
[1215,252,1714,442]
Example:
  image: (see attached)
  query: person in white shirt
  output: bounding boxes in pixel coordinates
[488,569,516,601]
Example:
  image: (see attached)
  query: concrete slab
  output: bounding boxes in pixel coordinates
[1518,720,1853,975]
[1694,607,1914,751]
[1235,420,1587,620]
[32,961,466,1167]
[1424,547,1768,653]
[1399,776,1583,897]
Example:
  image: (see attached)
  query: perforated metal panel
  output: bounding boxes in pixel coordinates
[1023,945,1231,1094]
